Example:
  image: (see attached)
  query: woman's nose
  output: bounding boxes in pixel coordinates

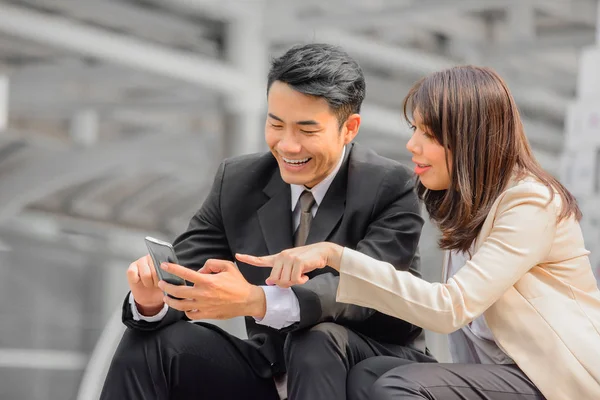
[406,134,420,155]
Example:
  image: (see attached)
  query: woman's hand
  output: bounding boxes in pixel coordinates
[235,242,344,288]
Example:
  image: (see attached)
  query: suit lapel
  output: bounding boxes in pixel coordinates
[257,170,294,254]
[305,145,351,245]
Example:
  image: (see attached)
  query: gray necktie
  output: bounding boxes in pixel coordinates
[294,190,316,247]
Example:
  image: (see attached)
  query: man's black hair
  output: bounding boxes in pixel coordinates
[267,43,366,126]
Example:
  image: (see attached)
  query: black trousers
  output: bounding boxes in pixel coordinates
[100,321,434,400]
[347,356,545,400]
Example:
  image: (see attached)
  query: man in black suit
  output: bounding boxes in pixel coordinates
[101,43,434,400]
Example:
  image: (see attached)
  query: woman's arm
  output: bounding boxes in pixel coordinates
[337,182,559,334]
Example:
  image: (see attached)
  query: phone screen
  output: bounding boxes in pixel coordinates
[144,236,186,297]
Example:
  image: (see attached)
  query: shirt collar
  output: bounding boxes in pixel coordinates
[290,146,346,211]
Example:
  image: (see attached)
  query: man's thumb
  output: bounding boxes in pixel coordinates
[198,259,233,274]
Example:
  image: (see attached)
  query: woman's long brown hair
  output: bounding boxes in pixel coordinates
[403,65,581,253]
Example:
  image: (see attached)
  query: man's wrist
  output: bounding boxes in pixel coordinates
[247,285,267,319]
[135,300,165,317]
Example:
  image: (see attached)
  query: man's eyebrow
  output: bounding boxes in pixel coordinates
[296,120,320,126]
[267,113,284,122]
[268,113,320,127]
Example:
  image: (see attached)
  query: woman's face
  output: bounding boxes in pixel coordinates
[405,110,452,191]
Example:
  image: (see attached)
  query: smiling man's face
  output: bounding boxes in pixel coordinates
[265,81,359,188]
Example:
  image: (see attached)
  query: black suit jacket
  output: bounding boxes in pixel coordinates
[122,143,424,377]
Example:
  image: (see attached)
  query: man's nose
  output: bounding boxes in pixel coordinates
[278,132,302,153]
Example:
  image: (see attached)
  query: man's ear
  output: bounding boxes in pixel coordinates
[342,114,361,144]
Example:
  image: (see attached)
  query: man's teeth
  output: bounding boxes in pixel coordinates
[283,157,310,164]
[418,164,430,167]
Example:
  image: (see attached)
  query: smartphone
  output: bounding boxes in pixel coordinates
[144,236,186,298]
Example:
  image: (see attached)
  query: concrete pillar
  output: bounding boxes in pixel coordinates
[222,3,267,159]
[597,0,600,45]
[70,109,99,147]
[506,1,536,42]
[0,74,8,132]
[560,3,600,284]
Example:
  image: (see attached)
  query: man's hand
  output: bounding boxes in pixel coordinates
[126,254,166,316]
[158,259,267,320]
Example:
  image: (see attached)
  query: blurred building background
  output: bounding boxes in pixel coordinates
[0,0,599,399]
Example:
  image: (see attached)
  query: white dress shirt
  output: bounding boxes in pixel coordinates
[131,147,346,329]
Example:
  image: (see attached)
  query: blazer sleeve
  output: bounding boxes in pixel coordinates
[122,161,234,331]
[336,182,560,334]
[288,167,423,331]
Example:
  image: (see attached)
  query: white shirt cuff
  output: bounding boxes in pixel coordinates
[254,286,300,330]
[129,292,168,322]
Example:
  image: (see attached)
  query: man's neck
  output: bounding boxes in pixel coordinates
[290,146,346,209]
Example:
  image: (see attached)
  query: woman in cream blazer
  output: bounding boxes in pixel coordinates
[238,66,600,400]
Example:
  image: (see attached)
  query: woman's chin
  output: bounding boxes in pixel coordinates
[420,178,449,191]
